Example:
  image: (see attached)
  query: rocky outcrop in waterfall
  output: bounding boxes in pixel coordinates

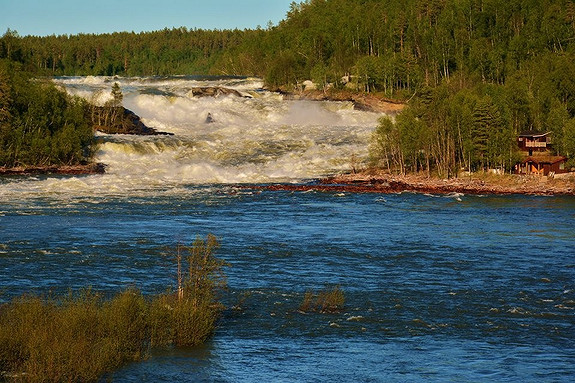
[90,106,174,135]
[0,162,106,175]
[188,87,248,98]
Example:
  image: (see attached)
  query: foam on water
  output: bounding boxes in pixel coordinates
[0,77,381,201]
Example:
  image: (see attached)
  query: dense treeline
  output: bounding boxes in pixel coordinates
[3,1,575,95]
[0,60,95,168]
[371,80,575,176]
[2,0,575,175]
[219,0,575,93]
[3,0,575,96]
[0,27,255,76]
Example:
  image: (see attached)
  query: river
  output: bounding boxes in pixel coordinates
[1,77,574,382]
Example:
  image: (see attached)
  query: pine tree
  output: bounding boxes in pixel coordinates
[100,82,124,131]
[110,82,123,107]
[472,97,504,171]
[0,70,11,124]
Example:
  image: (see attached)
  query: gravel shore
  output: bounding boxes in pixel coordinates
[243,171,575,196]
[321,171,575,196]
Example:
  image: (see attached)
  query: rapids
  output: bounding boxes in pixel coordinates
[55,76,378,188]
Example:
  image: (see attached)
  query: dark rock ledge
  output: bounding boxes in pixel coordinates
[0,163,106,176]
[92,106,173,136]
[189,87,248,98]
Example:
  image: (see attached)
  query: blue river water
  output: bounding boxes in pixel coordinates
[1,184,574,382]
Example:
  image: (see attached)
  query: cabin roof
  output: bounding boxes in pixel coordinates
[518,131,550,138]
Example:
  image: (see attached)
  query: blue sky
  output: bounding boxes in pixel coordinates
[1,0,296,37]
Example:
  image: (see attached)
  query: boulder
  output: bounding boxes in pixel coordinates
[91,106,173,135]
[188,87,248,98]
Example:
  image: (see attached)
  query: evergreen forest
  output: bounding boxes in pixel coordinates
[2,0,575,174]
[0,60,95,168]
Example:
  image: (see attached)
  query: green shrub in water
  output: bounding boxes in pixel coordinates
[0,289,148,382]
[299,285,345,314]
[0,235,227,382]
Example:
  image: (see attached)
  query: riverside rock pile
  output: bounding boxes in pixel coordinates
[93,107,173,136]
[243,171,575,196]
[279,89,405,114]
[0,163,106,176]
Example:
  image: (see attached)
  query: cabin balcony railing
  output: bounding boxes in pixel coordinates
[525,141,548,148]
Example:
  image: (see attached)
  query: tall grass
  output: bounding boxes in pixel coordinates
[299,285,345,314]
[0,289,148,382]
[0,235,227,382]
[149,235,227,348]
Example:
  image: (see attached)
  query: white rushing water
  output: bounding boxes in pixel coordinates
[1,76,382,199]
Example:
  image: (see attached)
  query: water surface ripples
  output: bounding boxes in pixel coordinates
[1,189,574,381]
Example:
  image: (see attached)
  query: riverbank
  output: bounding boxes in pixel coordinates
[0,163,106,176]
[246,170,575,196]
[279,88,406,114]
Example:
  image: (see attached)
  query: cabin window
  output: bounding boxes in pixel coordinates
[560,162,565,170]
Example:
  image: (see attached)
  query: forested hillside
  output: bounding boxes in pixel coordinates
[0,27,255,76]
[225,0,575,94]
[0,60,95,168]
[2,0,575,175]
[235,0,575,176]
[3,0,575,96]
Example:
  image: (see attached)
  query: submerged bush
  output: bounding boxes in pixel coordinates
[0,235,227,382]
[0,289,147,382]
[299,285,345,314]
[151,234,227,347]
[148,290,224,348]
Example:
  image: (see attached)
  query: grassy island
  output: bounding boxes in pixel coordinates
[0,236,227,382]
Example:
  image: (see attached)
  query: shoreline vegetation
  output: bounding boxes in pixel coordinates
[0,236,227,382]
